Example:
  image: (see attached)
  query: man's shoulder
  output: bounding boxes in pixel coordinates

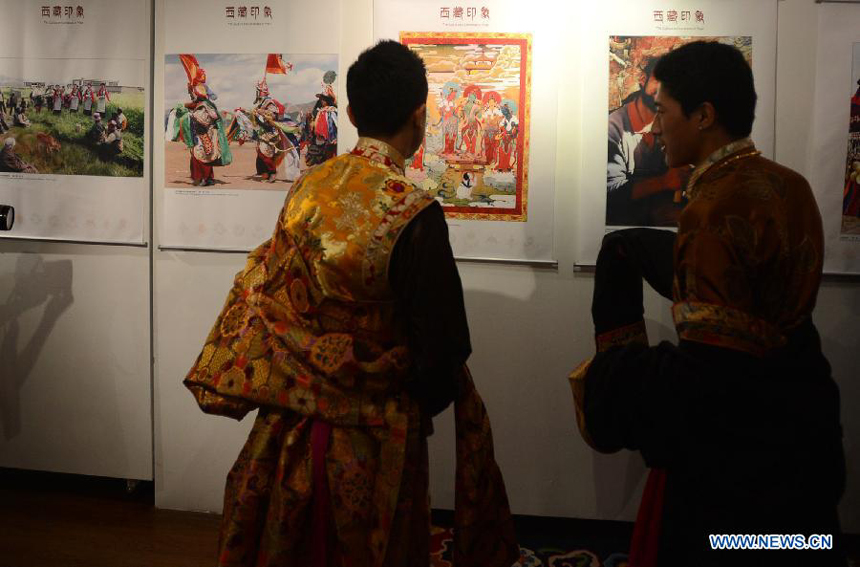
[747,155,809,187]
[717,155,813,202]
[321,152,426,193]
[691,154,816,221]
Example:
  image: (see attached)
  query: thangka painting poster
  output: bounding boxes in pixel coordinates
[401,32,531,222]
[0,0,150,243]
[606,35,751,228]
[157,0,341,250]
[375,1,558,262]
[841,42,860,237]
[164,53,338,191]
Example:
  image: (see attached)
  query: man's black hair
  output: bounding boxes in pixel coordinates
[346,40,428,137]
[653,40,756,138]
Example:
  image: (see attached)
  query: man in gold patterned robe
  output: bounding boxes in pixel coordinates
[185,40,518,567]
[570,41,845,566]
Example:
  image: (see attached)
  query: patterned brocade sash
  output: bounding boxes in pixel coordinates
[454,366,520,567]
[595,320,648,353]
[672,301,786,356]
[184,204,518,566]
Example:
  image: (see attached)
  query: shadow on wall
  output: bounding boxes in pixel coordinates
[0,254,73,440]
[455,275,676,521]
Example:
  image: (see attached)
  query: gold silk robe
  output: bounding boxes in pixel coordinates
[185,138,518,567]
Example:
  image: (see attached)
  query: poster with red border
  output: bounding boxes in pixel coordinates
[375,1,558,262]
[401,32,531,222]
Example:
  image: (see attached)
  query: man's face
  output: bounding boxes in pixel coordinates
[652,84,701,168]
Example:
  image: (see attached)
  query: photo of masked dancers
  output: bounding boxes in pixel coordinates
[164,53,338,189]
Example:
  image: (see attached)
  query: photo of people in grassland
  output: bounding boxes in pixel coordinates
[0,58,145,177]
[164,53,338,190]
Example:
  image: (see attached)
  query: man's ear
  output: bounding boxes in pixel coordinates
[413,103,427,127]
[347,104,357,128]
[698,101,717,130]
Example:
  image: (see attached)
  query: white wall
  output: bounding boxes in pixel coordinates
[0,0,853,533]
[152,0,860,531]
[0,241,152,481]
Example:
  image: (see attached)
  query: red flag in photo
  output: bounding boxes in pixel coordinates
[265,54,293,75]
[179,54,206,86]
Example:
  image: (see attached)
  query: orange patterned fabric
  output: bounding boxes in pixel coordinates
[185,138,517,567]
[673,142,824,355]
[595,320,648,353]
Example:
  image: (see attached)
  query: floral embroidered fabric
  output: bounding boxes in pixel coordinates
[185,139,518,567]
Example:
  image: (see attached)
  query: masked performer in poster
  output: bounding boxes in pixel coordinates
[304,76,338,167]
[607,56,688,227]
[569,41,845,567]
[319,75,339,162]
[227,78,301,183]
[167,55,232,187]
[184,40,518,567]
[245,80,291,182]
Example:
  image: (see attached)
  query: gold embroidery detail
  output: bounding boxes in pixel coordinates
[310,333,354,374]
[220,303,250,338]
[290,279,310,313]
[568,358,597,450]
[672,301,786,356]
